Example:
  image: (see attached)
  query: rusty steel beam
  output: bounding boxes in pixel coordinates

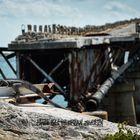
[0,51,16,75]
[0,68,6,79]
[6,52,16,59]
[2,79,65,108]
[43,57,68,82]
[86,48,140,111]
[26,57,66,98]
[83,52,103,94]
[49,57,68,76]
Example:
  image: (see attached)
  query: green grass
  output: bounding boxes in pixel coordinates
[104,123,140,140]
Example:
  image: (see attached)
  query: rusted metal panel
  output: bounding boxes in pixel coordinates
[69,48,104,111]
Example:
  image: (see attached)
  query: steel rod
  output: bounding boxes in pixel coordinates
[83,52,104,94]
[49,57,68,76]
[86,48,140,111]
[0,68,6,79]
[0,51,16,74]
[27,57,66,97]
[6,53,16,59]
[9,80,65,109]
[43,57,68,82]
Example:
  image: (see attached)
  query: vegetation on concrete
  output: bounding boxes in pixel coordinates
[84,18,140,33]
[104,123,140,140]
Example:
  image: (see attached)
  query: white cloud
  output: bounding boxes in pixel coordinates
[0,0,84,46]
[0,0,140,46]
[0,0,82,20]
[104,1,140,18]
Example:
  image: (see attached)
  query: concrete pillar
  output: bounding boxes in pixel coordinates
[39,25,42,32]
[33,25,37,32]
[27,24,32,32]
[125,72,140,123]
[44,25,48,32]
[107,83,137,126]
[134,78,140,122]
[52,24,56,34]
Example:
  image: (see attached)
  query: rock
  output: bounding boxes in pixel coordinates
[0,101,139,140]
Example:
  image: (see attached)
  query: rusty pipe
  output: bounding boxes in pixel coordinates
[86,48,140,111]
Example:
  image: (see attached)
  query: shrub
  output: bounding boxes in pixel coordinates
[104,123,140,140]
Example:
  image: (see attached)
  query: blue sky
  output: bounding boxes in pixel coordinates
[0,0,140,47]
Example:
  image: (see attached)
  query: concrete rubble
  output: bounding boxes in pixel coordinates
[0,101,140,140]
[13,18,140,44]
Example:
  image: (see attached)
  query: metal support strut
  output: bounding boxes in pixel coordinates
[86,48,140,111]
[0,51,16,75]
[26,56,67,98]
[0,79,65,109]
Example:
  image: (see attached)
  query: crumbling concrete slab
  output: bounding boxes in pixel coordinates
[0,101,139,140]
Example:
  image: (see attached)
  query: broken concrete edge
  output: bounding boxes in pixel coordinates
[0,101,140,140]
